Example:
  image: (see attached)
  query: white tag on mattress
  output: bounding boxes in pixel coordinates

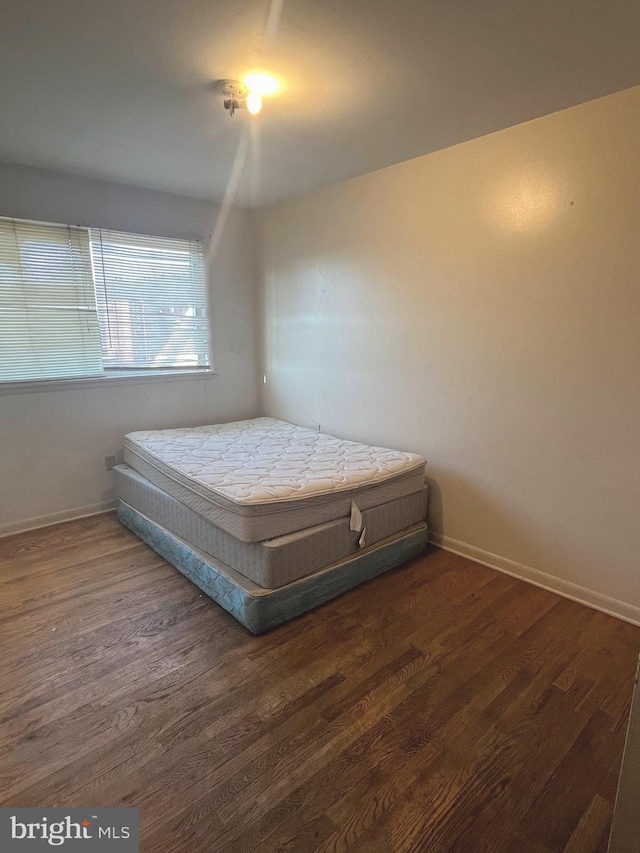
[350,501,363,532]
[358,527,367,548]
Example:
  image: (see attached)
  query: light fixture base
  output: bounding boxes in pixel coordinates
[220,80,248,99]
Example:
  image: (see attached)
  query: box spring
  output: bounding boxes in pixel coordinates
[114,464,428,589]
[116,500,429,634]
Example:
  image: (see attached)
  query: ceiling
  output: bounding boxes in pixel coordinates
[1,0,639,207]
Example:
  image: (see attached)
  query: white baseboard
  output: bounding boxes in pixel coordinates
[429,531,640,628]
[0,501,116,538]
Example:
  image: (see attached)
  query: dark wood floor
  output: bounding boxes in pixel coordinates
[1,513,639,852]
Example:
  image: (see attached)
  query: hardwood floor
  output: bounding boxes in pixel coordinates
[1,513,638,852]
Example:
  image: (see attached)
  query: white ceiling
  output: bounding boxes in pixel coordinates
[1,0,639,207]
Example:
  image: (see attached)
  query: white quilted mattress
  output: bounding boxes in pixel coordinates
[123,418,426,542]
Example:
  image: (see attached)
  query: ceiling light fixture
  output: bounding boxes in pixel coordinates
[220,81,249,118]
[218,74,279,118]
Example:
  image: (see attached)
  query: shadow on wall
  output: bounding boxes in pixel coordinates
[424,475,443,534]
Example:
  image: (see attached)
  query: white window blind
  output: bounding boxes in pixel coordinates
[90,229,209,371]
[0,217,103,382]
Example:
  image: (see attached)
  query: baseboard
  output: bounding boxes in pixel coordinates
[429,531,640,628]
[0,501,116,538]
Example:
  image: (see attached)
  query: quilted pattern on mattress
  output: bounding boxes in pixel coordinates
[124,417,426,507]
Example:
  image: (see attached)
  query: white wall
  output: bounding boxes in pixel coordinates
[258,86,640,621]
[0,164,259,533]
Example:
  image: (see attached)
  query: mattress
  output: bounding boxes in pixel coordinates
[116,500,429,633]
[124,417,426,542]
[114,464,429,588]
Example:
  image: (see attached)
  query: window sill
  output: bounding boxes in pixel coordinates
[0,369,219,396]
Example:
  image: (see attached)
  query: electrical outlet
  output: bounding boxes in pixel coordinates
[104,455,116,471]
[310,421,321,432]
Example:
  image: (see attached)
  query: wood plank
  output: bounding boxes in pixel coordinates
[563,793,612,853]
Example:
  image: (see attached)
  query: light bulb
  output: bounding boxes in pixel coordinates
[246,92,263,115]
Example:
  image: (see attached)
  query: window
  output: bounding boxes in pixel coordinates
[91,228,209,371]
[0,216,209,385]
[0,218,102,382]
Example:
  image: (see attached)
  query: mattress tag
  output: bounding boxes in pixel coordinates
[358,527,367,548]
[350,501,363,532]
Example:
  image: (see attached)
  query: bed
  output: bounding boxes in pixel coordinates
[117,417,429,631]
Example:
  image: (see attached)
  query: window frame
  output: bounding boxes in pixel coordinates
[0,216,215,394]
[0,366,219,396]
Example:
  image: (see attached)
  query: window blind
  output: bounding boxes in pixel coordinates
[90,229,209,371]
[0,217,103,382]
